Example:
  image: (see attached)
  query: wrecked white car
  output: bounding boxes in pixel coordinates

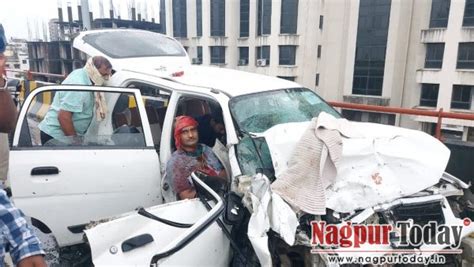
[7,29,474,266]
[83,111,474,266]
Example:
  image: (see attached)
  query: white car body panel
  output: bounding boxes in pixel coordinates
[10,149,161,246]
[86,201,230,266]
[9,86,162,246]
[85,174,230,266]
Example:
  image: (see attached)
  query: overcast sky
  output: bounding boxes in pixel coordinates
[0,0,159,40]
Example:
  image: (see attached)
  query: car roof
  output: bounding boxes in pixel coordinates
[120,65,301,97]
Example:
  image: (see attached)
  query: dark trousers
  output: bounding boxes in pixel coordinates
[40,131,53,145]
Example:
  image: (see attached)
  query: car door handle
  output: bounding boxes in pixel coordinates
[31,166,59,176]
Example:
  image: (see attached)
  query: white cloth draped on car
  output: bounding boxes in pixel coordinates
[270,116,343,215]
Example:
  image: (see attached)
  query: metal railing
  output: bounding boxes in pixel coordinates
[6,68,66,80]
[328,101,474,140]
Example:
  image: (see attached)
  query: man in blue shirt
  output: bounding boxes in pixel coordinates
[0,190,45,267]
[38,56,112,145]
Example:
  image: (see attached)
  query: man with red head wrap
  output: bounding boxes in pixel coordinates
[166,116,226,200]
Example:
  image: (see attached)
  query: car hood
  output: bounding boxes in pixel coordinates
[258,114,451,212]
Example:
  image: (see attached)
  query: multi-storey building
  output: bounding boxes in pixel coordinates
[4,38,29,77]
[49,19,61,41]
[159,0,474,143]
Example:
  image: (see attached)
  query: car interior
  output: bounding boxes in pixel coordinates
[126,82,170,148]
[173,96,226,149]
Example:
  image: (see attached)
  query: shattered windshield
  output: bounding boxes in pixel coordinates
[230,88,340,133]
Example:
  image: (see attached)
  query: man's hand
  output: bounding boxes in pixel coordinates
[17,255,47,267]
[178,189,197,200]
[218,169,227,179]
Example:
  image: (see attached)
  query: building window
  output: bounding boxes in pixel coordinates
[420,83,439,107]
[279,45,296,65]
[172,0,187,38]
[22,60,27,64]
[197,46,203,64]
[315,73,320,86]
[457,43,474,69]
[451,85,472,109]
[429,0,450,28]
[278,76,295,81]
[211,0,225,36]
[280,0,298,34]
[319,15,324,29]
[256,46,270,66]
[238,47,249,65]
[441,128,463,141]
[240,0,249,37]
[257,0,272,35]
[196,0,202,37]
[425,43,445,69]
[210,46,226,64]
[352,0,391,96]
[463,0,474,26]
[468,127,474,142]
[342,110,395,125]
[317,45,322,58]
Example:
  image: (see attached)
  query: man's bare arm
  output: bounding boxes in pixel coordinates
[58,110,76,136]
[0,90,16,133]
[0,54,17,133]
[17,255,47,267]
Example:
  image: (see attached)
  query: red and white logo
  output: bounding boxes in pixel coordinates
[310,219,470,253]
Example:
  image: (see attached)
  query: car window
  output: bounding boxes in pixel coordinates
[127,82,171,148]
[175,96,226,147]
[17,89,146,148]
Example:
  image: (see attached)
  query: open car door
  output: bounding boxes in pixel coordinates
[84,173,231,266]
[8,85,162,247]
